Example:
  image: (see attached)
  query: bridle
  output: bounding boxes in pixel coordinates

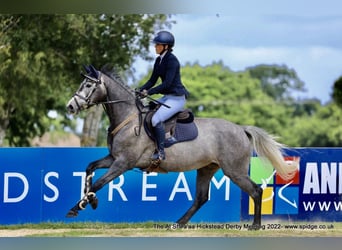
[72,73,133,110]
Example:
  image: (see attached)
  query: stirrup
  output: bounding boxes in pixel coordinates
[151,149,165,161]
[145,149,167,174]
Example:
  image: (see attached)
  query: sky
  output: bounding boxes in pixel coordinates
[132,2,342,104]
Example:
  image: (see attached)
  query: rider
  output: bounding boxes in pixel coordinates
[139,31,189,162]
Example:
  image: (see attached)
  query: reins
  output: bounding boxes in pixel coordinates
[89,99,132,106]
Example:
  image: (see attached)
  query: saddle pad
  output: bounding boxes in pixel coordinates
[164,122,198,148]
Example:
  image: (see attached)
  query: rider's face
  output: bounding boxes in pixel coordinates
[155,43,167,54]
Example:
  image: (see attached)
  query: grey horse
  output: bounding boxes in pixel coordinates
[66,65,298,229]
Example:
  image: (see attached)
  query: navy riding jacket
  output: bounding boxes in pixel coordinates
[140,51,189,97]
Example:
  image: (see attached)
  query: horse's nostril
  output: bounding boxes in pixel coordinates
[67,105,74,113]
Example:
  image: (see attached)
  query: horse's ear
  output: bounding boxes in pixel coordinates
[89,64,99,79]
[83,65,91,74]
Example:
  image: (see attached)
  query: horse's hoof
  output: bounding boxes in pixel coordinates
[176,218,188,225]
[89,197,98,210]
[66,210,78,218]
[87,192,98,210]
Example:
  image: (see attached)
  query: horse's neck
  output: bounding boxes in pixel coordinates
[104,102,136,127]
[103,76,136,128]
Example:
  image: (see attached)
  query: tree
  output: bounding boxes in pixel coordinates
[287,103,342,147]
[0,14,172,146]
[247,64,306,101]
[180,62,291,135]
[332,76,342,108]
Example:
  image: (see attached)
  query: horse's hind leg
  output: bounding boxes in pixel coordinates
[229,174,263,229]
[177,164,219,225]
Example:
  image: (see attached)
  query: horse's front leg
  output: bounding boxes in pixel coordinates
[83,155,114,195]
[88,156,131,195]
[66,155,114,218]
[66,156,130,218]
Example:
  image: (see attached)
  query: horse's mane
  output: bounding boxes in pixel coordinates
[100,64,133,93]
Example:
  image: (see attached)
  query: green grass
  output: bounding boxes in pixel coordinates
[0,222,155,230]
[1,222,342,237]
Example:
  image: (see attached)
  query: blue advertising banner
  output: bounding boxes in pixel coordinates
[241,148,342,222]
[1,147,342,225]
[0,148,241,224]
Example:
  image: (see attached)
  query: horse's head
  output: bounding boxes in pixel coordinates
[67,65,107,114]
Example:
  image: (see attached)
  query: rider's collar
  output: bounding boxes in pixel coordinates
[159,50,168,60]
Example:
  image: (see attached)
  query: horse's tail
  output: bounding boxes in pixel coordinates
[243,125,298,181]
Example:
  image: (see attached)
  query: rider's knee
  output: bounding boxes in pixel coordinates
[152,114,163,127]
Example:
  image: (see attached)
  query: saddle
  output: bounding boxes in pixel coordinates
[144,107,198,148]
[141,103,198,174]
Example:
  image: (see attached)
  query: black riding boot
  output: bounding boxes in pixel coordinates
[152,122,166,161]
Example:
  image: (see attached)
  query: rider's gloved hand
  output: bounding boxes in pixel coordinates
[140,89,148,98]
[135,88,147,98]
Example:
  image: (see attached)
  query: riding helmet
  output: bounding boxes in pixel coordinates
[152,31,175,47]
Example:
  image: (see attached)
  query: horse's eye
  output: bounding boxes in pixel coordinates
[85,83,92,88]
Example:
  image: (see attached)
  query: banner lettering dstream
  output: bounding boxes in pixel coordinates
[0,148,240,224]
[0,148,341,224]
